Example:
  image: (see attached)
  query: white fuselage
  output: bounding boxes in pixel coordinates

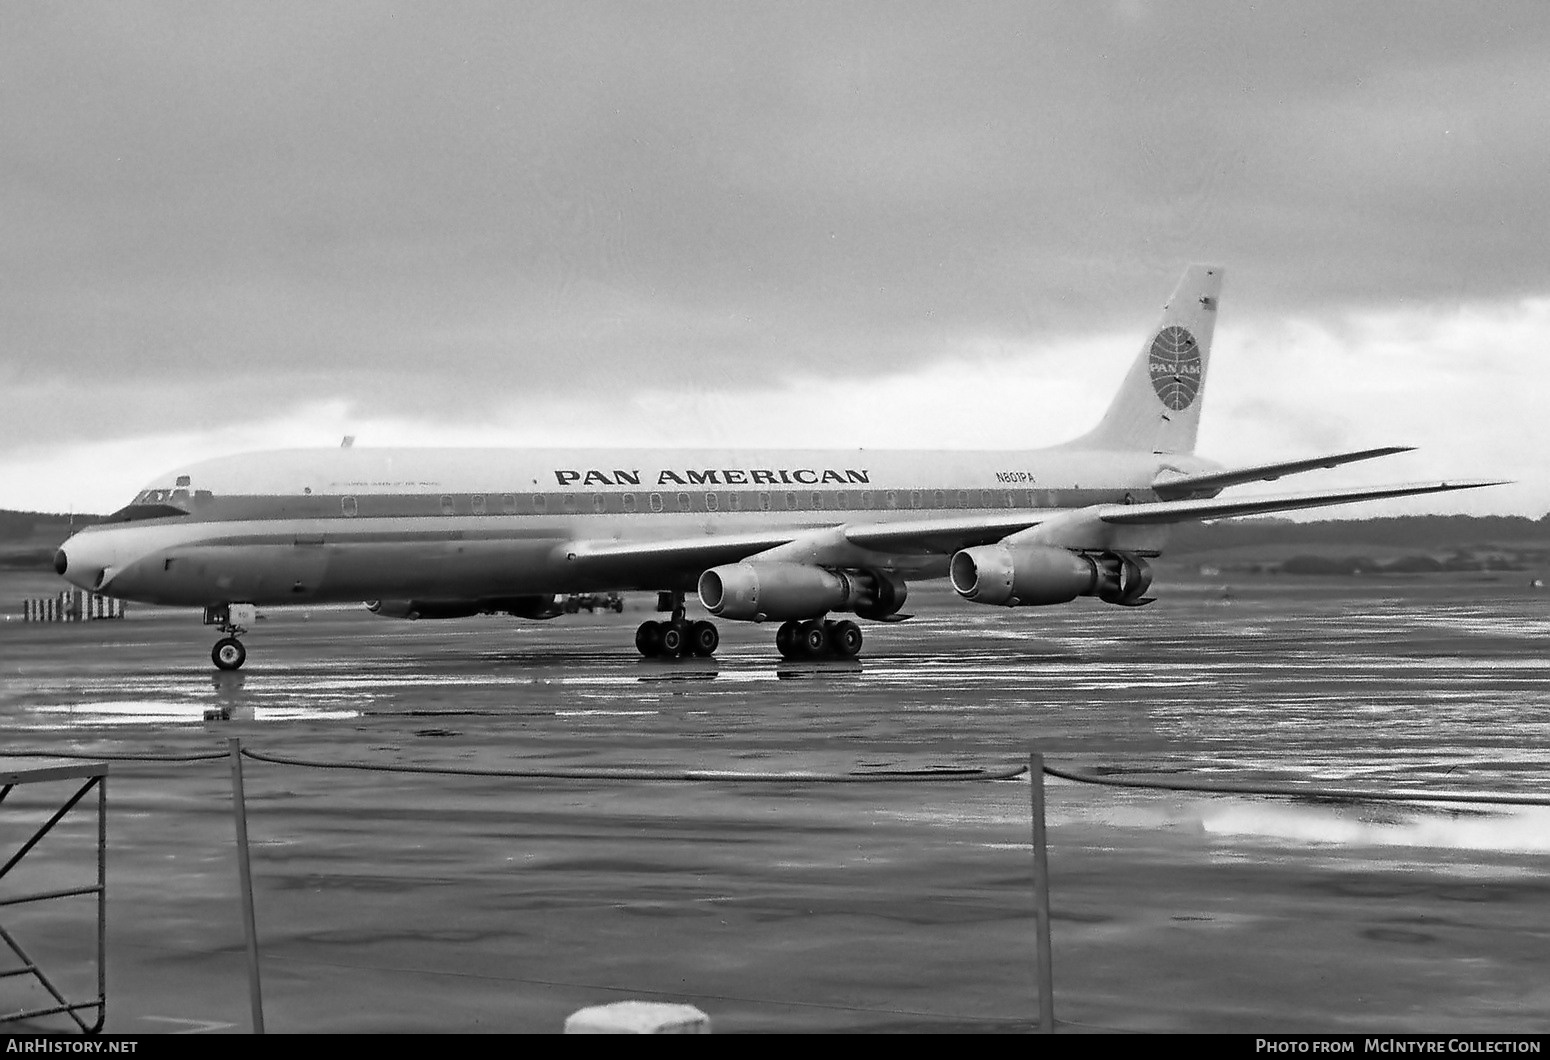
[56,444,1212,608]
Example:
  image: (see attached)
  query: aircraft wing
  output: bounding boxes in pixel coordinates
[841,513,1052,552]
[559,480,1499,581]
[560,513,1057,577]
[1152,446,1414,498]
[1097,479,1505,525]
[563,529,806,565]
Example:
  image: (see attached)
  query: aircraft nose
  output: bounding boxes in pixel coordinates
[56,534,112,592]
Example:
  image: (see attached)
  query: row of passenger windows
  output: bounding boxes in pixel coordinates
[336,489,1063,517]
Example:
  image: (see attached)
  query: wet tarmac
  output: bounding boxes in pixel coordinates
[2,575,1548,1033]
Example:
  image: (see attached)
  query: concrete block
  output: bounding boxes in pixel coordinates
[564,1001,711,1034]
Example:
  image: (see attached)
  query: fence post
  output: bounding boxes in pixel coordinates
[1030,751,1055,1033]
[229,738,265,1033]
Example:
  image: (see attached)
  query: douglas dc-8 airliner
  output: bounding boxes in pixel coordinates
[55,266,1497,670]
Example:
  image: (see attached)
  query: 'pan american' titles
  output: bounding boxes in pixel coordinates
[554,468,872,487]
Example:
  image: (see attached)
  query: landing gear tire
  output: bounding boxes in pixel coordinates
[775,620,801,660]
[635,621,664,658]
[212,637,247,671]
[830,619,863,658]
[689,620,720,657]
[798,619,829,658]
[658,622,686,658]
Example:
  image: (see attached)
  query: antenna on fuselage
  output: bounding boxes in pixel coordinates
[341,436,355,448]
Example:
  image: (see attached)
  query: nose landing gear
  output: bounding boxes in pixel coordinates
[204,604,256,671]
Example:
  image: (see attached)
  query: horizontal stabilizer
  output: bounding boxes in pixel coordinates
[1099,480,1507,526]
[1152,446,1414,498]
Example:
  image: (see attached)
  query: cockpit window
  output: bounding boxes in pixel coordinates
[103,501,191,523]
[111,481,207,522]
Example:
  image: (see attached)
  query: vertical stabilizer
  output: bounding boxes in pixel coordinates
[1070,264,1223,454]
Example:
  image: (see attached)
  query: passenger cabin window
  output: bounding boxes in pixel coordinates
[784,491,797,510]
[909,490,921,509]
[811,492,822,509]
[175,475,191,488]
[727,492,741,511]
[623,493,638,513]
[886,491,899,508]
[440,495,455,516]
[676,492,691,512]
[933,490,944,508]
[705,492,719,511]
[592,494,605,513]
[563,494,577,513]
[759,492,771,512]
[649,493,663,513]
[342,496,358,517]
[860,491,871,507]
[471,495,486,515]
[502,494,517,513]
[533,494,547,513]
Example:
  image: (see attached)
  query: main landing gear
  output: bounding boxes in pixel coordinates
[775,618,863,660]
[204,604,255,671]
[636,591,720,659]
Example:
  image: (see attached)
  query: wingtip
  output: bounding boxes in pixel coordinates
[1441,479,1513,489]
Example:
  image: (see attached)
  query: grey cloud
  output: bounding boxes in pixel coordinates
[4,1,1549,447]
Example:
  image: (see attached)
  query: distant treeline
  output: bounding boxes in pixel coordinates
[1168,514,1549,555]
[0,509,101,541]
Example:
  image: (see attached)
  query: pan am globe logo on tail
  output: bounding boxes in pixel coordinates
[1148,326,1202,411]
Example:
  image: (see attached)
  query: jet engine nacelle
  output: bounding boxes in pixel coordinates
[949,545,1154,607]
[366,594,563,621]
[854,569,908,621]
[698,563,908,622]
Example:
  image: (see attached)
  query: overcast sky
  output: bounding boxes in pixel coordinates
[3,1,1546,517]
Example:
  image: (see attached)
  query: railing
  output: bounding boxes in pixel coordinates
[19,592,126,623]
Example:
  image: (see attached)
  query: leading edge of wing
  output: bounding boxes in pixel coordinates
[563,528,803,566]
[1099,480,1508,526]
[563,512,1056,568]
[1152,446,1414,498]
